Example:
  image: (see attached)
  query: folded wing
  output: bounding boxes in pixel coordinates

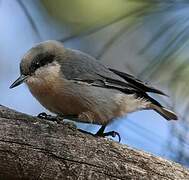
[60,48,166,100]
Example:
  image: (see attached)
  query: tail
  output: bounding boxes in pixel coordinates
[150,104,178,121]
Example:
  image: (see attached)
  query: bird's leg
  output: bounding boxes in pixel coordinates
[78,125,121,142]
[95,125,106,136]
[38,113,121,142]
[95,125,121,142]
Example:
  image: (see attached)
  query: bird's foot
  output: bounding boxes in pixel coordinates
[95,125,121,142]
[37,112,78,123]
[78,127,121,142]
[95,130,121,142]
[37,112,62,123]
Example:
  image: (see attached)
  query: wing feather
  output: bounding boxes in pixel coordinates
[109,68,167,96]
[59,48,166,101]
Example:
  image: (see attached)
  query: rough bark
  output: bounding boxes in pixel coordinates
[0,105,188,180]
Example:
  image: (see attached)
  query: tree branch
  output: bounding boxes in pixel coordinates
[0,105,188,179]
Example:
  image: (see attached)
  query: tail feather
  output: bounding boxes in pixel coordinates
[150,104,178,121]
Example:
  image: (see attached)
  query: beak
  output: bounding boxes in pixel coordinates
[10,75,28,89]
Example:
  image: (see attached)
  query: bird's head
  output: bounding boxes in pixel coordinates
[10,40,64,89]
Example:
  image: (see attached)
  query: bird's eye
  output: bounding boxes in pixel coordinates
[29,53,55,74]
[29,60,41,74]
[36,61,40,66]
[34,61,40,68]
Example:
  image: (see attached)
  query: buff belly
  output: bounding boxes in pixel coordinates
[26,66,149,125]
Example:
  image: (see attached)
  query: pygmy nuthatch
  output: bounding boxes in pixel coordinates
[10,40,177,140]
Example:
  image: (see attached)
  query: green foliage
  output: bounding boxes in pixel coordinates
[41,0,150,33]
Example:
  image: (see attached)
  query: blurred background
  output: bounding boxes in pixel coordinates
[1,0,189,167]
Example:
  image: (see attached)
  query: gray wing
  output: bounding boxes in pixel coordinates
[58,48,165,97]
[59,49,132,90]
[109,68,166,96]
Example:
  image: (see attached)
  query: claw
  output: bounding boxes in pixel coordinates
[101,131,121,142]
[37,112,48,119]
[37,112,60,122]
[78,127,121,142]
[37,113,78,123]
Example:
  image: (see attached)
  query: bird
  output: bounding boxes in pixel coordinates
[10,40,178,141]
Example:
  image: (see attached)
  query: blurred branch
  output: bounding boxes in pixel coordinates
[139,15,186,55]
[140,20,189,78]
[96,21,141,59]
[95,0,163,60]
[16,0,41,39]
